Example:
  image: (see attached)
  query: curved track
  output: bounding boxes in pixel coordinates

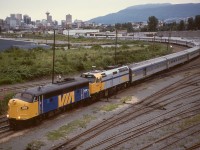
[52,65,200,149]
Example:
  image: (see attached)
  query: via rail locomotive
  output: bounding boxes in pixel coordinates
[7,39,200,129]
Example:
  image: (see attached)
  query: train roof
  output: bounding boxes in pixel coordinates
[81,70,104,76]
[81,66,129,77]
[101,66,129,75]
[184,46,200,53]
[20,77,89,96]
[164,51,188,59]
[129,56,166,70]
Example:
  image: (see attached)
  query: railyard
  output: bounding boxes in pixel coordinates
[52,56,200,150]
[0,48,199,149]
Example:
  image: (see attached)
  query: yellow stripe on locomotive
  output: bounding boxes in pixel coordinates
[58,91,75,107]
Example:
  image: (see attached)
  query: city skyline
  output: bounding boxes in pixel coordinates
[1,0,200,22]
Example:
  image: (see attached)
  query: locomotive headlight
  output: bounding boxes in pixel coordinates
[21,106,29,110]
[12,100,16,105]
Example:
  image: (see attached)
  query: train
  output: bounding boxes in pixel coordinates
[7,38,200,129]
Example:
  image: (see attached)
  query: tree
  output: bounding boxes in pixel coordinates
[122,23,134,32]
[178,20,185,31]
[194,15,200,30]
[187,17,195,30]
[114,23,133,32]
[147,16,158,31]
[169,22,177,31]
[115,23,121,30]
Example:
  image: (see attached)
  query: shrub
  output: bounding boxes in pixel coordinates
[0,42,167,85]
[0,92,14,114]
[0,78,13,85]
[91,44,102,50]
[121,44,129,49]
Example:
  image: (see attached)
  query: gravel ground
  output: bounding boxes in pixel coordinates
[0,55,199,150]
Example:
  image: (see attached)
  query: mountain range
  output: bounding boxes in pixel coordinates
[88,3,200,24]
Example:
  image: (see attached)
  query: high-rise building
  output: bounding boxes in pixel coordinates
[23,15,31,24]
[46,11,50,21]
[61,20,66,28]
[54,20,58,26]
[74,19,83,28]
[48,15,52,22]
[66,14,72,26]
[10,14,16,19]
[0,19,4,31]
[15,14,22,20]
[8,14,20,28]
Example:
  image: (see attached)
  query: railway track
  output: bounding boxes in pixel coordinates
[0,60,199,148]
[52,69,200,150]
[85,101,200,150]
[103,109,200,150]
[0,116,10,135]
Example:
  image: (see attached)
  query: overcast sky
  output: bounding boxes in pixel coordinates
[1,0,200,22]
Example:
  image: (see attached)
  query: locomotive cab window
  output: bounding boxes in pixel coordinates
[81,74,96,83]
[101,73,106,78]
[96,77,101,83]
[14,93,34,103]
[113,71,118,75]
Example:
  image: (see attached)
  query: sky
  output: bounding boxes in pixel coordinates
[1,0,200,22]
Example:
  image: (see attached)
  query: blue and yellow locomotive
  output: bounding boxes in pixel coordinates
[7,78,90,128]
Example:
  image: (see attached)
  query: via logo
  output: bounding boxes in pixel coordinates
[58,91,74,107]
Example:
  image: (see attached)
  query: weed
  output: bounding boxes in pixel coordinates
[179,114,200,129]
[0,92,14,114]
[26,140,45,150]
[46,114,96,141]
[100,103,120,112]
[0,41,168,85]
[120,96,132,103]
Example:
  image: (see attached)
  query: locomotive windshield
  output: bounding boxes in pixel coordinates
[14,93,34,103]
[81,74,96,83]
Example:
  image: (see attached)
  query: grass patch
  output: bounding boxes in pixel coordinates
[100,103,121,112]
[46,114,96,141]
[26,140,45,150]
[0,41,170,85]
[120,96,132,103]
[179,114,200,129]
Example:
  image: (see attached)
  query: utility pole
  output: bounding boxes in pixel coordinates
[115,29,118,66]
[52,29,56,84]
[167,28,171,52]
[153,33,155,51]
[67,25,70,49]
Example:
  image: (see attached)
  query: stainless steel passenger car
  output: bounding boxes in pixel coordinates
[185,47,200,60]
[164,51,188,68]
[129,57,167,83]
